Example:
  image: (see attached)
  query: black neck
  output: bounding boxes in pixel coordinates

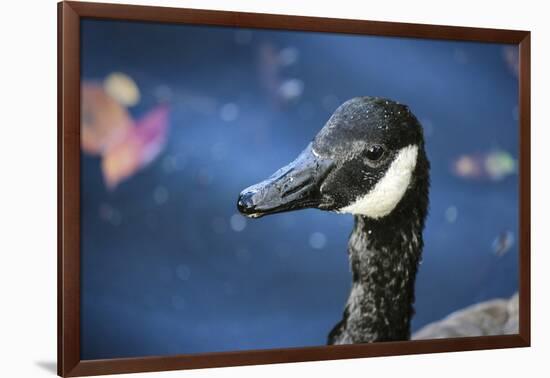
[328,152,429,344]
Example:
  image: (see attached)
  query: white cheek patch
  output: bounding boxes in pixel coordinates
[339,145,418,219]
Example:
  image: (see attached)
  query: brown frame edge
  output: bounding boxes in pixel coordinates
[58,1,531,377]
[58,1,81,377]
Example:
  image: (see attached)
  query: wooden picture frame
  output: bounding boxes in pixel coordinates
[58,1,531,376]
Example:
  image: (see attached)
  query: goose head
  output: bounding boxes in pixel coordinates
[237,96,429,221]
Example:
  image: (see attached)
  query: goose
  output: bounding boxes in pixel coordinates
[237,96,430,344]
[412,292,518,340]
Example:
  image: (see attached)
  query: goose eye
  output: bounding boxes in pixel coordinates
[365,145,385,161]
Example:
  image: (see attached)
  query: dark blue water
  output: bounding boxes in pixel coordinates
[80,19,519,359]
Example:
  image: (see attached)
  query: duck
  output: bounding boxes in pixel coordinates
[237,96,430,344]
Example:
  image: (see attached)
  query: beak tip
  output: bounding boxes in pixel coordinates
[237,191,255,215]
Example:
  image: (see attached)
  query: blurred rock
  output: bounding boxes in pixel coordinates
[413,292,518,339]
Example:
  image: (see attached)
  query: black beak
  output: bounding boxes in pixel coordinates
[237,144,334,218]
